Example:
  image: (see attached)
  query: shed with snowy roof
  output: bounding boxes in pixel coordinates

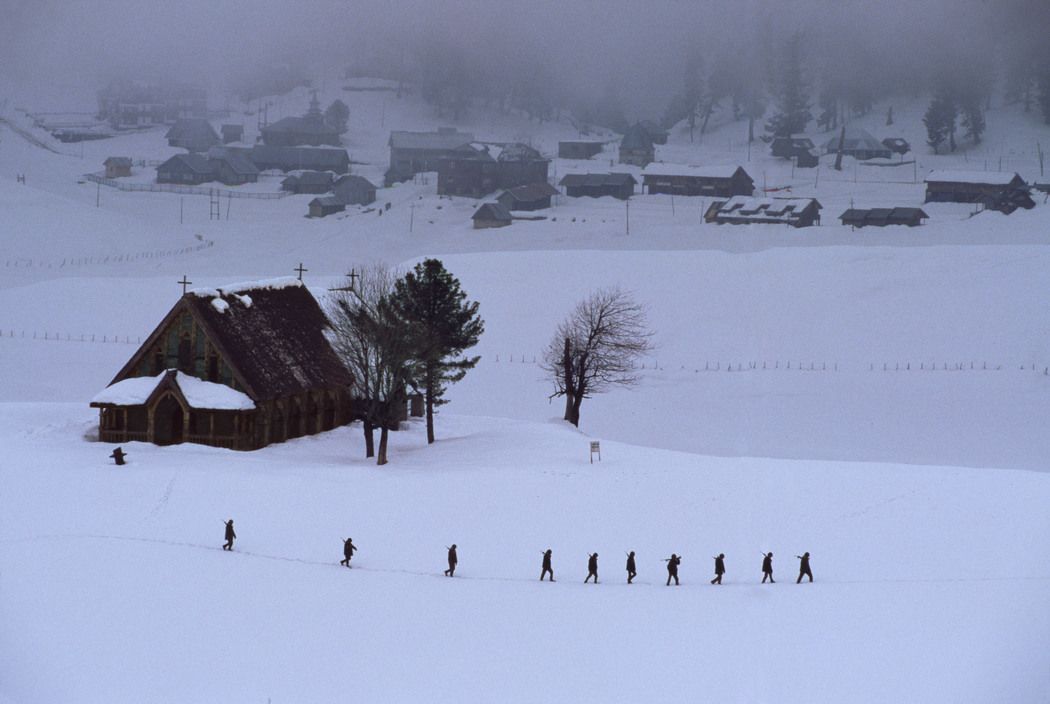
[705,196,823,228]
[497,182,559,211]
[822,127,892,160]
[472,202,512,229]
[90,278,355,450]
[559,173,637,200]
[924,171,1034,213]
[642,164,754,197]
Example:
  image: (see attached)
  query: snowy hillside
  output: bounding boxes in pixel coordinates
[2,77,1050,703]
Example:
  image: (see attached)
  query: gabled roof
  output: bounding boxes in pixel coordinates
[262,115,340,137]
[500,182,559,202]
[638,119,669,137]
[209,148,259,176]
[158,153,214,175]
[249,145,350,171]
[840,207,929,225]
[165,118,219,144]
[642,163,750,180]
[389,130,475,151]
[294,170,335,186]
[823,127,889,154]
[713,196,821,222]
[310,196,344,207]
[110,278,353,403]
[620,124,654,150]
[333,174,376,192]
[104,156,132,167]
[497,143,545,162]
[925,170,1025,186]
[559,173,637,187]
[92,370,255,410]
[472,202,512,221]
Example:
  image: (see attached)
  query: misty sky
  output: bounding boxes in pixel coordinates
[1,0,1046,116]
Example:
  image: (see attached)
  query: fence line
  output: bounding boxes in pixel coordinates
[1,329,141,345]
[83,173,292,200]
[4,240,214,270]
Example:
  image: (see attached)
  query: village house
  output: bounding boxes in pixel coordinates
[281,171,335,195]
[924,170,1034,213]
[387,128,475,185]
[332,175,377,206]
[839,207,929,228]
[221,124,244,144]
[309,197,346,218]
[619,124,655,167]
[642,164,754,197]
[104,157,133,179]
[90,278,355,450]
[497,182,559,211]
[97,79,207,129]
[207,149,260,186]
[558,141,605,159]
[822,127,892,160]
[165,118,220,153]
[437,143,549,198]
[260,93,342,147]
[472,202,512,229]
[705,196,823,228]
[156,153,215,185]
[638,120,669,145]
[559,173,637,200]
[246,145,350,174]
[771,135,819,167]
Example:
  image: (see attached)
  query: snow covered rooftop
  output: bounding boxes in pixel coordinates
[188,277,303,300]
[92,371,256,410]
[642,163,742,179]
[926,170,1023,186]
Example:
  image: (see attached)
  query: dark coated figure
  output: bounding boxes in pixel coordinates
[110,447,126,465]
[666,554,681,586]
[341,538,357,567]
[585,553,599,583]
[626,551,637,584]
[444,544,458,577]
[540,549,555,582]
[222,519,236,551]
[762,552,775,583]
[796,552,813,583]
[711,553,726,585]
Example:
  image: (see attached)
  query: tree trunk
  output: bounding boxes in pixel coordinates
[377,426,389,465]
[568,391,584,427]
[748,115,754,143]
[700,103,714,135]
[561,337,575,422]
[834,125,845,171]
[949,121,956,152]
[363,420,375,458]
[425,364,435,444]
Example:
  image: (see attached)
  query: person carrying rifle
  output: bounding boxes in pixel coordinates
[585,552,599,584]
[665,554,681,586]
[626,551,637,584]
[222,519,236,551]
[761,552,775,583]
[796,552,813,583]
[341,538,357,567]
[710,553,726,585]
[444,544,458,577]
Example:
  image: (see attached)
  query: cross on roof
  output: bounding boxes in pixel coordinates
[295,263,308,281]
[178,275,192,294]
[327,268,359,293]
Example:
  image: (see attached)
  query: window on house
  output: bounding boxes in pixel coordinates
[177,335,193,373]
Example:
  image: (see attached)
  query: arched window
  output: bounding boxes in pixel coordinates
[177,334,192,373]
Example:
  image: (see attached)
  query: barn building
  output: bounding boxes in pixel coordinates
[924,171,1034,214]
[104,157,133,178]
[558,141,605,159]
[165,119,220,152]
[771,136,819,167]
[472,202,512,229]
[705,196,823,228]
[619,124,655,167]
[386,128,475,185]
[208,148,259,185]
[559,173,637,200]
[156,153,216,185]
[437,143,549,198]
[332,175,377,206]
[309,197,346,218]
[90,278,355,450]
[497,182,559,211]
[642,164,754,197]
[822,127,892,160]
[281,171,335,194]
[839,207,929,228]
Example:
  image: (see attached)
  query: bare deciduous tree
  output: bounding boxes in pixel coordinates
[326,264,412,465]
[541,288,654,428]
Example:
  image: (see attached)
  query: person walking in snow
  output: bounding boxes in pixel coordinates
[585,552,599,583]
[444,544,458,577]
[341,538,357,567]
[666,554,681,586]
[626,551,637,584]
[762,552,775,583]
[222,519,236,551]
[540,549,555,582]
[711,553,726,585]
[796,552,813,583]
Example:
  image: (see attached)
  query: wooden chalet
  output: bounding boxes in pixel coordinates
[157,153,215,185]
[309,196,346,218]
[332,175,377,205]
[771,136,819,167]
[208,149,259,185]
[221,124,244,144]
[247,145,350,174]
[387,128,475,185]
[558,141,604,159]
[497,182,559,211]
[619,124,654,167]
[281,171,335,194]
[104,157,132,178]
[261,95,341,147]
[559,173,636,200]
[822,127,892,160]
[642,164,754,197]
[839,207,929,228]
[924,171,1034,214]
[437,143,549,198]
[91,278,355,450]
[472,202,512,229]
[165,118,220,153]
[705,196,823,228]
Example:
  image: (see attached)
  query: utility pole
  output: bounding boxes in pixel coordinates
[96,182,100,208]
[409,202,415,233]
[180,197,184,224]
[625,199,630,235]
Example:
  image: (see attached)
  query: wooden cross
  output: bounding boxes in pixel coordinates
[295,262,308,281]
[327,268,359,293]
[178,275,192,294]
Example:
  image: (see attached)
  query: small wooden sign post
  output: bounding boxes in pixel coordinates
[590,441,601,464]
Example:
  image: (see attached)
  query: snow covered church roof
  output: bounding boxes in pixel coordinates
[92,370,255,410]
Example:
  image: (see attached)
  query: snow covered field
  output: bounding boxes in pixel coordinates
[2,78,1050,702]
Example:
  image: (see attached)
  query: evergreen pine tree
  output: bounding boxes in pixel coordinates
[924,91,956,154]
[886,105,894,126]
[764,34,812,138]
[960,94,986,144]
[391,259,484,444]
